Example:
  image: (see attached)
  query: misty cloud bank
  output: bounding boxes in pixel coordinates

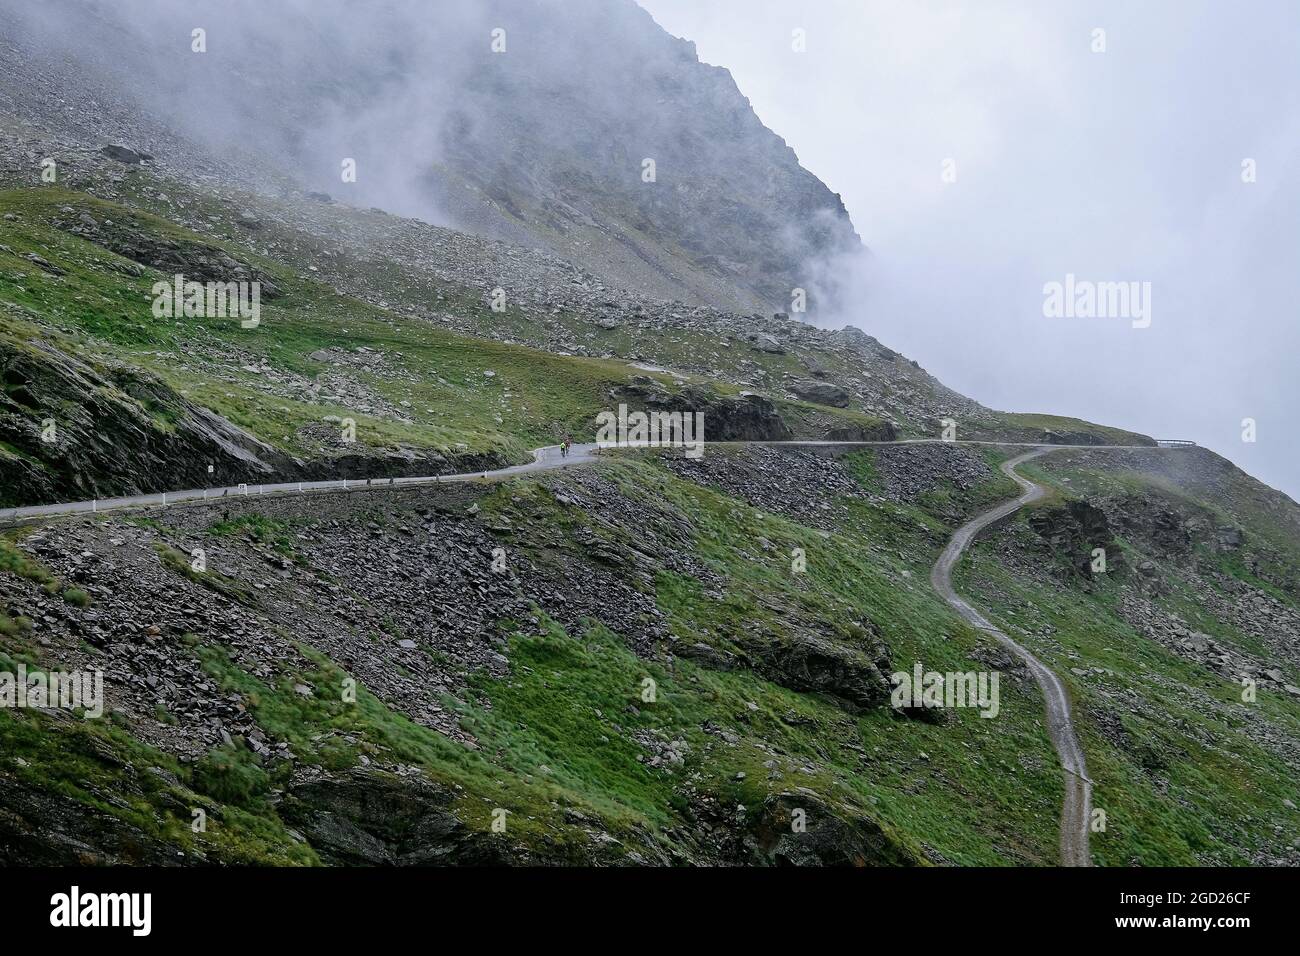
[5,0,1294,495]
[5,0,858,310]
[640,0,1300,499]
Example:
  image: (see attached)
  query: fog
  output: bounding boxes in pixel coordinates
[6,0,1296,495]
[6,0,514,224]
[6,0,847,305]
[640,0,1300,499]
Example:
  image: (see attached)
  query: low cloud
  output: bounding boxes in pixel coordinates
[641,0,1300,497]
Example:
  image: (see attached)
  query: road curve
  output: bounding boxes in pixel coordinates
[1,436,1119,866]
[930,448,1093,866]
[0,437,1155,526]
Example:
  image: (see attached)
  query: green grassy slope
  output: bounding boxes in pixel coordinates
[955,450,1300,864]
[0,187,894,505]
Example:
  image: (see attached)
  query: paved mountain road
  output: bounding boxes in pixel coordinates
[0,443,601,524]
[2,437,1165,866]
[0,438,1138,526]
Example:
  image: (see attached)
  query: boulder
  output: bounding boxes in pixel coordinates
[790,379,852,408]
[743,792,920,866]
[743,629,890,709]
[100,144,150,164]
[749,333,785,354]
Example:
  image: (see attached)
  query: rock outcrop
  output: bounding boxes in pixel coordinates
[1027,500,1121,578]
[744,792,920,866]
[0,337,296,506]
[0,335,520,507]
[612,378,792,442]
[790,379,852,408]
[742,628,892,710]
[281,771,518,866]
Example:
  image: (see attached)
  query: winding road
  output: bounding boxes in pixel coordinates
[2,436,1169,866]
[0,438,1147,525]
[930,448,1093,866]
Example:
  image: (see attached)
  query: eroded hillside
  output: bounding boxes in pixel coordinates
[0,7,1296,868]
[0,0,860,314]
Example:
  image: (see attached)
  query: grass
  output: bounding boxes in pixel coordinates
[1,533,97,607]
[0,533,56,587]
[208,514,298,557]
[1,172,1291,867]
[1,447,1069,864]
[0,613,33,636]
[986,412,1154,446]
[0,707,317,865]
[5,423,1292,865]
[951,445,1300,864]
[0,186,885,484]
[61,587,91,607]
[958,540,1300,864]
[524,457,1066,863]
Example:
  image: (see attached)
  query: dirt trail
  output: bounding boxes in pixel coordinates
[3,438,1102,865]
[929,448,1093,866]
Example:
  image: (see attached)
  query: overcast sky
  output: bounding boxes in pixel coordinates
[639,0,1300,499]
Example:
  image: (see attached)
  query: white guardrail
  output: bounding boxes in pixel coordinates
[1,474,450,524]
[0,439,1195,525]
[0,445,581,525]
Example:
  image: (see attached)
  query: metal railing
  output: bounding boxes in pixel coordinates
[0,446,579,526]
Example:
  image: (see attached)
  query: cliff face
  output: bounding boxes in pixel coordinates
[426,0,864,312]
[0,0,861,313]
[4,2,1295,872]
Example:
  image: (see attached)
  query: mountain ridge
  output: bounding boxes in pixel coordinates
[0,0,1297,869]
[0,0,863,314]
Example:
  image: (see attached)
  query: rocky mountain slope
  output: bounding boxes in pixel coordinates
[0,2,1296,868]
[0,445,1060,865]
[959,446,1300,864]
[0,0,860,314]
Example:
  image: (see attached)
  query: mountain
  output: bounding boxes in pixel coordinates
[0,0,861,314]
[0,1,1297,867]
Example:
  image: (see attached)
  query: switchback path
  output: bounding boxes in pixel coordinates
[3,436,1172,866]
[930,448,1093,866]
